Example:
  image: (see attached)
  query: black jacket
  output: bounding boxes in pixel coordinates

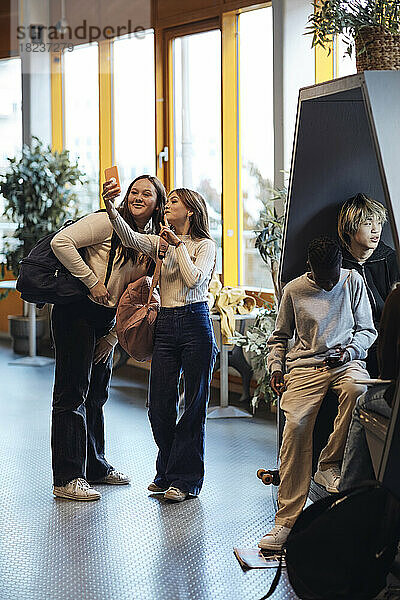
[378,285,400,405]
[341,241,400,325]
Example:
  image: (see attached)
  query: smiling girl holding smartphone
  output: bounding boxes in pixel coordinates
[102,182,218,502]
[50,174,166,501]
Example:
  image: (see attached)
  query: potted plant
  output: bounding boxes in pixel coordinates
[234,180,287,412]
[306,0,400,72]
[0,136,85,353]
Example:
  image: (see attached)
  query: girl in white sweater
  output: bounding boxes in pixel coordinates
[103,183,217,501]
[50,175,166,501]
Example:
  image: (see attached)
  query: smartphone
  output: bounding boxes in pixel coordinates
[104,165,121,190]
[325,352,342,367]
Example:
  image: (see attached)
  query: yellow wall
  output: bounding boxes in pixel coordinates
[0,270,23,333]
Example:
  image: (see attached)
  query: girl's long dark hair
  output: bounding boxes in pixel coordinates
[171,188,213,241]
[115,175,166,267]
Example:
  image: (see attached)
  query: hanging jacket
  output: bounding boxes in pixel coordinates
[341,241,400,325]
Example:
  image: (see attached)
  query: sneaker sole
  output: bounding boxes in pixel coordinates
[53,491,101,501]
[258,541,284,551]
[91,480,130,485]
[164,493,188,502]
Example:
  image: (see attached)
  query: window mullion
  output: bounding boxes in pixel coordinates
[50,51,64,153]
[222,12,240,287]
[98,40,113,208]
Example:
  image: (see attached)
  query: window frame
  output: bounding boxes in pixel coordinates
[50,3,281,287]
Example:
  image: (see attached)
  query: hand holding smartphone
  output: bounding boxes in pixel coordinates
[103,166,121,205]
[104,165,121,190]
[324,349,349,368]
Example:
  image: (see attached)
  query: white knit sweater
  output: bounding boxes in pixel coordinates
[110,213,216,307]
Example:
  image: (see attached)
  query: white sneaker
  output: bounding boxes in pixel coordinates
[148,482,168,493]
[314,466,341,493]
[164,486,188,502]
[92,469,130,485]
[53,478,101,501]
[258,525,291,550]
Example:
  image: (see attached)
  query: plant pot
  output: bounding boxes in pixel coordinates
[355,26,400,72]
[8,315,47,354]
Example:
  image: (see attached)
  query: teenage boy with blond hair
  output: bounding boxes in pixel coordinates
[258,237,377,551]
[338,193,399,375]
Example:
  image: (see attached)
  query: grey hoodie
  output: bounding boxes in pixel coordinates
[267,269,377,374]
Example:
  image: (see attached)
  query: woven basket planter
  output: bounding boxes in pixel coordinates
[355,26,400,72]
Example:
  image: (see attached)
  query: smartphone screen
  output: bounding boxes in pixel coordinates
[104,165,121,190]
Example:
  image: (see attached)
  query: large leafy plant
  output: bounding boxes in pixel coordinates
[234,302,278,411]
[234,177,287,412]
[0,137,85,278]
[306,0,400,57]
[254,180,286,301]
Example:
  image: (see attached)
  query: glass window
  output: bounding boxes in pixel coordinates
[64,43,99,214]
[172,30,222,272]
[336,34,357,78]
[113,31,156,197]
[239,7,274,288]
[0,57,22,262]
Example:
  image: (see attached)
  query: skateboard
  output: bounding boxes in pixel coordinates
[257,468,280,486]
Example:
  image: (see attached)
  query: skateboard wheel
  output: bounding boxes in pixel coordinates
[262,473,273,485]
[257,469,267,480]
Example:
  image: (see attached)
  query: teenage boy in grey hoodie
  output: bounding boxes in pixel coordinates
[258,237,377,551]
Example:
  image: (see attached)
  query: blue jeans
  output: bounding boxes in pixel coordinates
[148,302,218,496]
[340,383,391,491]
[51,299,116,486]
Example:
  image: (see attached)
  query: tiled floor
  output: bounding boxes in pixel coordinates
[0,339,298,600]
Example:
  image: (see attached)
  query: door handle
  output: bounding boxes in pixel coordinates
[158,146,169,170]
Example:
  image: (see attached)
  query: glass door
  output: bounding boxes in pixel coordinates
[64,43,99,214]
[170,28,222,272]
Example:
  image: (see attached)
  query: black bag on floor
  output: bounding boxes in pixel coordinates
[262,481,400,600]
[16,211,118,307]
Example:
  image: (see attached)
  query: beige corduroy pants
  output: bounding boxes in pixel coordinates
[275,360,369,528]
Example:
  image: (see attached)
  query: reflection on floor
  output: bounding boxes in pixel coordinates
[0,340,298,600]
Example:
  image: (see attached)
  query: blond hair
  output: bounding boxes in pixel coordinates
[338,193,387,250]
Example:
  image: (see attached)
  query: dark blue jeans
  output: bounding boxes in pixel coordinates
[148,302,218,496]
[51,298,116,486]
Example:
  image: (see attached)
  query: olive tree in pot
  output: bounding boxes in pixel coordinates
[0,137,85,354]
[306,0,400,72]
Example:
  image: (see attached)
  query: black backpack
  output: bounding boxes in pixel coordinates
[262,481,400,600]
[16,211,118,307]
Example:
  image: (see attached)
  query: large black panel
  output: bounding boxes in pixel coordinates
[281,82,394,283]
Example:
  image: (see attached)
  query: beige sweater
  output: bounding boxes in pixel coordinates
[51,212,149,346]
[110,213,216,307]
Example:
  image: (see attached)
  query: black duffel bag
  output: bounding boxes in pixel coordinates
[17,212,118,307]
[262,481,400,600]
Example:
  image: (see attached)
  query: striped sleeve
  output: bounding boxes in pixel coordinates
[175,239,216,289]
[110,213,158,260]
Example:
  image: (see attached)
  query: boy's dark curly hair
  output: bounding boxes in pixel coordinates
[308,236,342,269]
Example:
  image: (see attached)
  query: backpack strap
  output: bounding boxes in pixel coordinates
[259,551,284,600]
[146,257,163,304]
[104,232,119,287]
[146,237,168,304]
